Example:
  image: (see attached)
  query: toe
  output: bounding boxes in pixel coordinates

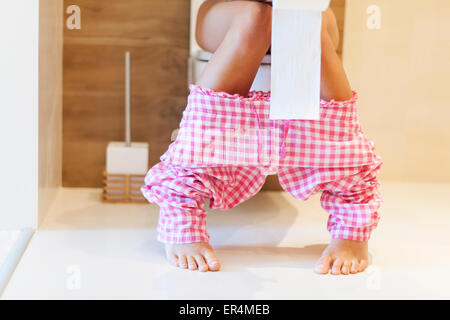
[314,255,332,274]
[331,259,343,275]
[167,254,179,267]
[359,259,369,272]
[203,249,221,271]
[187,256,198,271]
[195,255,209,272]
[178,255,188,269]
[341,261,351,275]
[350,259,360,274]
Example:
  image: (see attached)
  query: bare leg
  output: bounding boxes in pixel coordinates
[315,11,368,275]
[195,0,272,97]
[164,1,272,271]
[196,4,352,101]
[320,8,353,101]
[171,3,363,273]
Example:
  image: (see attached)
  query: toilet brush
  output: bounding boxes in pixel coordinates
[106,51,149,175]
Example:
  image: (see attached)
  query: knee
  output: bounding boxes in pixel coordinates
[231,2,272,50]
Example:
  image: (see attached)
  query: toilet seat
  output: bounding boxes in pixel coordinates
[190,50,272,92]
[195,50,271,65]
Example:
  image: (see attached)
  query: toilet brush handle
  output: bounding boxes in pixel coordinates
[125,51,131,147]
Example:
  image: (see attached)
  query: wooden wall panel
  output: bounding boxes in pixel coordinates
[63,0,190,187]
[63,0,346,189]
[39,0,63,225]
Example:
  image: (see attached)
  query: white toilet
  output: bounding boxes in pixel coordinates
[189,0,272,92]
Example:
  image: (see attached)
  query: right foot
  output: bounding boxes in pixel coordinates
[165,242,221,272]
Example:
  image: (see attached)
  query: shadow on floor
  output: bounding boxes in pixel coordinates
[208,191,300,246]
[152,244,328,299]
[216,244,327,271]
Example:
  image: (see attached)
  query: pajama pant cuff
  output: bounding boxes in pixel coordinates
[156,220,210,244]
[328,224,377,242]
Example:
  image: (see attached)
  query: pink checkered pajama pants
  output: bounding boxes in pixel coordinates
[141,85,383,244]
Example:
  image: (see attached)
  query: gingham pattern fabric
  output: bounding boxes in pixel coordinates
[160,85,378,168]
[142,164,268,243]
[141,160,382,243]
[142,85,383,243]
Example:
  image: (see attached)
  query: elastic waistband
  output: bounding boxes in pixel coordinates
[188,84,359,111]
[160,85,378,169]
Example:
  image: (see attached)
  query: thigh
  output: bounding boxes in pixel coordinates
[196,0,267,53]
[197,2,338,53]
[196,0,232,53]
[195,0,272,96]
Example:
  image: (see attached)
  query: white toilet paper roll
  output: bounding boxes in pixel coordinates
[270,0,330,120]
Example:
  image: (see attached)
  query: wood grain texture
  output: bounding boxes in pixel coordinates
[63,0,346,190]
[40,0,63,224]
[63,0,190,187]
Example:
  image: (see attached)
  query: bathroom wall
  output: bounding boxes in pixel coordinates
[0,1,63,229]
[38,0,63,225]
[0,1,39,228]
[63,0,190,187]
[343,0,450,182]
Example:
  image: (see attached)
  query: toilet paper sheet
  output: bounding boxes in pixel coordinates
[270,0,329,120]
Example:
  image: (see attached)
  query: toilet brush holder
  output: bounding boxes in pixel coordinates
[103,51,149,203]
[102,170,146,203]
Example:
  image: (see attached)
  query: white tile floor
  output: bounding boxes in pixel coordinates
[2,182,450,299]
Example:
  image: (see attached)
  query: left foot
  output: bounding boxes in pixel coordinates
[314,239,369,275]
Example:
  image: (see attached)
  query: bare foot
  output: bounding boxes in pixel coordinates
[314,239,369,275]
[165,242,221,272]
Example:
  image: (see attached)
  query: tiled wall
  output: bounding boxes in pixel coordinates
[343,0,450,182]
